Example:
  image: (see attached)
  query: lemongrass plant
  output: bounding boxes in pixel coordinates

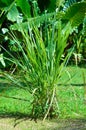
[0,19,72,120]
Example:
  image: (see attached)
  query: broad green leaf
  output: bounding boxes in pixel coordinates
[16,0,31,18]
[63,2,86,27]
[7,4,19,22]
[0,0,13,8]
[10,12,63,31]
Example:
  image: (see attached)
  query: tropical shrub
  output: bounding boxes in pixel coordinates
[0,19,72,119]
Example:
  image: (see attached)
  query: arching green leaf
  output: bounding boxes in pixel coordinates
[63,2,86,27]
[0,0,13,8]
[16,0,31,18]
[7,4,19,22]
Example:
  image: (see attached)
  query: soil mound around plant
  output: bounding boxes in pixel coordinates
[0,117,86,130]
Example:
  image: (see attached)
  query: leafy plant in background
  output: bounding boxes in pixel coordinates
[71,27,86,66]
[0,0,85,63]
[63,1,86,65]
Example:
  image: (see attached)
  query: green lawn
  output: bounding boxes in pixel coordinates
[0,66,86,119]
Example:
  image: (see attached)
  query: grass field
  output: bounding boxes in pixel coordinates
[0,66,86,119]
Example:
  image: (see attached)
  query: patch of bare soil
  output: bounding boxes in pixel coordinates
[0,117,86,130]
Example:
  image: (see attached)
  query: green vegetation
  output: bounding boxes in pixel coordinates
[0,0,86,121]
[0,66,86,119]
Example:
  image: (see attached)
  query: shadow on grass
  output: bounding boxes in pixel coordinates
[58,83,86,87]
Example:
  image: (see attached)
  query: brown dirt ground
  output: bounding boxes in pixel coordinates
[0,117,86,130]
